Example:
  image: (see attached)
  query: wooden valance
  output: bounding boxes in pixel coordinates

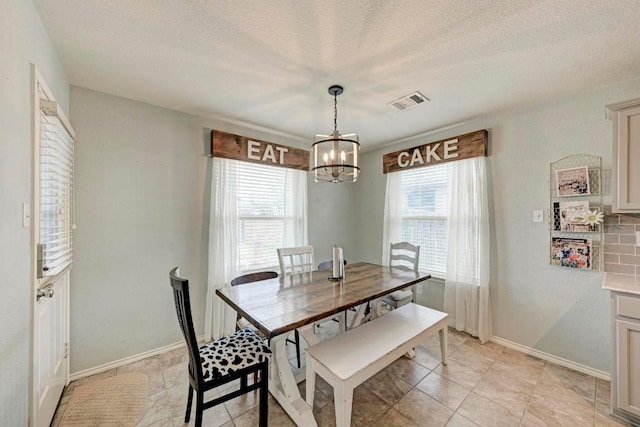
[211,130,309,171]
[383,129,488,174]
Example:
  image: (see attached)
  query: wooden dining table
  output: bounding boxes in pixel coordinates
[216,261,431,426]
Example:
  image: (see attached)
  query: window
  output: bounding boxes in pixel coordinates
[39,99,75,279]
[232,161,305,273]
[398,164,449,277]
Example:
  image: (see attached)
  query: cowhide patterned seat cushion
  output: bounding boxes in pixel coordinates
[200,328,271,381]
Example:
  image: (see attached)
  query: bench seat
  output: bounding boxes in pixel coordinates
[305,302,448,427]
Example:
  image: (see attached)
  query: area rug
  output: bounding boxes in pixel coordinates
[60,373,148,426]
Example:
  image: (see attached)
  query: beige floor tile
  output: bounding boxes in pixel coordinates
[224,389,259,419]
[363,368,413,405]
[519,411,547,426]
[495,347,546,372]
[55,328,619,427]
[448,343,496,373]
[370,407,419,426]
[298,379,331,409]
[350,384,392,426]
[487,358,544,387]
[394,388,454,427]
[526,382,595,427]
[596,378,611,405]
[542,362,596,402]
[157,346,189,369]
[144,418,174,427]
[163,361,189,389]
[447,328,470,345]
[231,395,294,427]
[164,382,192,419]
[433,360,485,390]
[461,339,505,359]
[445,413,480,427]
[385,356,431,386]
[137,390,174,427]
[117,357,166,396]
[423,332,465,356]
[313,374,335,400]
[416,372,471,411]
[413,344,445,370]
[456,392,521,427]
[472,366,536,418]
[312,400,337,427]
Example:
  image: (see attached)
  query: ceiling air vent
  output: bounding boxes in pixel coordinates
[388,91,429,111]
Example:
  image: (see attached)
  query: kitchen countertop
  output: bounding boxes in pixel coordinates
[603,272,640,295]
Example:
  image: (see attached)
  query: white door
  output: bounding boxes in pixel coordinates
[31,66,73,427]
[33,274,68,427]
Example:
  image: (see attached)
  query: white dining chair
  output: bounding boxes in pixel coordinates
[380,242,420,312]
[276,246,315,367]
[277,246,315,275]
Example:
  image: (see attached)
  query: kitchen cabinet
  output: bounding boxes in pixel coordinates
[606,274,640,425]
[606,99,640,213]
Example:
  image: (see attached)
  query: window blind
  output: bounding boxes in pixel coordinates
[400,164,449,277]
[235,162,294,272]
[39,100,74,278]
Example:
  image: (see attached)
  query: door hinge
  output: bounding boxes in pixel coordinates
[64,342,69,359]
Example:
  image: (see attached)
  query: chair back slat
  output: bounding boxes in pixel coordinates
[389,242,420,272]
[277,246,315,276]
[169,267,204,385]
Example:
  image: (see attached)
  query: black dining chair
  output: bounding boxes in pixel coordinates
[230,271,279,330]
[317,259,348,272]
[170,267,270,427]
[230,271,289,377]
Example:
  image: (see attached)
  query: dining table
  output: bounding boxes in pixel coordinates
[215,261,431,426]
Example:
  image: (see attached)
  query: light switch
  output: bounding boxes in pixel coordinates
[636,231,640,247]
[533,210,544,223]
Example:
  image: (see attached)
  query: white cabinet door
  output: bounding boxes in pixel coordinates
[608,100,640,213]
[616,318,640,417]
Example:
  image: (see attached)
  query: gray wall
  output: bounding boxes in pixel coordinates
[354,77,640,373]
[0,0,70,423]
[70,78,640,375]
[69,87,356,372]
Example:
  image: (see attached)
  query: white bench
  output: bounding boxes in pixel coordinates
[305,303,448,427]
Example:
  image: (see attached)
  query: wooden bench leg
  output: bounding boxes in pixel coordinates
[439,326,448,365]
[305,360,316,408]
[334,382,354,427]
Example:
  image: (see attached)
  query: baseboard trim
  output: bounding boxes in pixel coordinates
[490,335,610,381]
[70,333,610,383]
[68,336,202,382]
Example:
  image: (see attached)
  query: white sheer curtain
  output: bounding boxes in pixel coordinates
[205,157,308,341]
[205,157,241,341]
[382,172,402,266]
[444,156,491,343]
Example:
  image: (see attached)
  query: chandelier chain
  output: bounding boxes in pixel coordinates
[334,92,338,132]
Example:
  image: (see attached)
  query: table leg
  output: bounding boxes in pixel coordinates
[269,334,317,427]
[349,297,383,329]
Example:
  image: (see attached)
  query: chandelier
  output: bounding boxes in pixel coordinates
[311,85,360,183]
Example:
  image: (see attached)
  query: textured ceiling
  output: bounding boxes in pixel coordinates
[33,0,640,149]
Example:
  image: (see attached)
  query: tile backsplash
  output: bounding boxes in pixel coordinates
[603,206,640,276]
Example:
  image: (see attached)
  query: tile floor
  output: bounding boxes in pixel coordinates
[52,324,634,427]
